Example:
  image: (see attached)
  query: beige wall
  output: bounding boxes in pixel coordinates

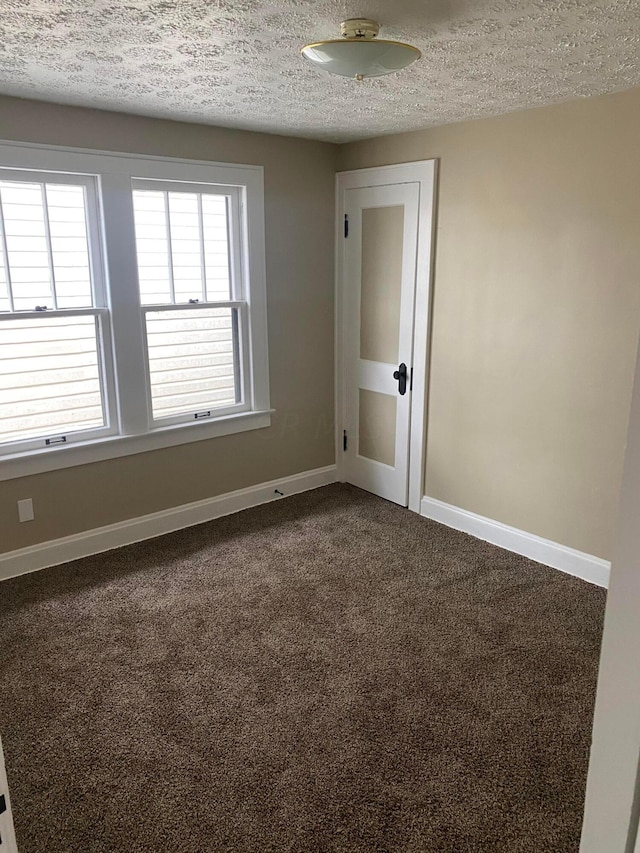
[3,88,640,560]
[0,97,337,552]
[339,88,640,560]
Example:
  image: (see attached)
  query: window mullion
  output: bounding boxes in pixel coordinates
[164,191,176,304]
[197,192,207,302]
[100,172,151,435]
[0,190,15,311]
[41,184,58,310]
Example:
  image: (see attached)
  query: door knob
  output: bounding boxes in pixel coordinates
[393,362,408,395]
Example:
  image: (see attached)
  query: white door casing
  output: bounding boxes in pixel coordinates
[0,736,18,853]
[336,161,437,512]
[343,183,419,506]
[579,323,640,853]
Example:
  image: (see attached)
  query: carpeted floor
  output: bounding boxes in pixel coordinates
[0,483,606,852]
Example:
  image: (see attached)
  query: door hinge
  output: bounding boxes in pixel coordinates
[0,792,5,844]
[344,214,349,238]
[343,430,348,451]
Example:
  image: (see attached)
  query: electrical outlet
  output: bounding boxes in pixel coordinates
[17,498,34,523]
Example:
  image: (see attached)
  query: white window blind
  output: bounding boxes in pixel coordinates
[132,182,247,425]
[0,175,112,451]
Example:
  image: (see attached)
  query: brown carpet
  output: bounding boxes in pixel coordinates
[0,483,605,852]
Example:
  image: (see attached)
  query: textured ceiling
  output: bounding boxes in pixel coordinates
[1,0,640,142]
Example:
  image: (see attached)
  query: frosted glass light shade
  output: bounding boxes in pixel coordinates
[301,39,421,80]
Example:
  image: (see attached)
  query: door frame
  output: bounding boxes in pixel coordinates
[335,160,438,512]
[579,329,640,852]
[0,735,18,853]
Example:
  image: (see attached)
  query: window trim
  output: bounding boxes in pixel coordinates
[0,170,120,451]
[0,140,271,482]
[131,180,250,427]
[0,409,273,482]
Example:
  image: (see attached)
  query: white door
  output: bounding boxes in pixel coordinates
[342,182,420,506]
[0,736,18,853]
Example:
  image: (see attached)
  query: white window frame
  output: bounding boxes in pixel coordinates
[132,179,251,428]
[0,169,119,452]
[0,141,271,483]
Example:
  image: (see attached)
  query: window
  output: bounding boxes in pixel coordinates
[132,182,248,425]
[0,174,114,451]
[0,144,269,480]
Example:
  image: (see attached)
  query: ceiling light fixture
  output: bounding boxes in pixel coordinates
[301,19,421,81]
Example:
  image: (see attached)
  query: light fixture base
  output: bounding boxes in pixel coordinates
[340,19,379,40]
[301,19,420,80]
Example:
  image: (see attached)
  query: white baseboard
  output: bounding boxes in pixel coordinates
[0,465,337,583]
[420,496,611,588]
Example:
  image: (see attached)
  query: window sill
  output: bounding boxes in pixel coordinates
[0,409,273,483]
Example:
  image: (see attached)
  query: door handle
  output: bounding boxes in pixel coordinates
[393,362,408,395]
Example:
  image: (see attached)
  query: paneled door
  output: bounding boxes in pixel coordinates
[342,181,421,506]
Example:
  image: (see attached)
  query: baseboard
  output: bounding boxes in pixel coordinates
[0,465,338,583]
[420,496,611,588]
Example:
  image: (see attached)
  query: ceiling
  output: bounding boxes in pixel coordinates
[1,0,640,143]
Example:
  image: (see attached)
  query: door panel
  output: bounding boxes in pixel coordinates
[343,182,420,506]
[360,205,404,364]
[359,389,397,466]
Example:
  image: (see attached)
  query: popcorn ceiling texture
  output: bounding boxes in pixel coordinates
[1,0,640,142]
